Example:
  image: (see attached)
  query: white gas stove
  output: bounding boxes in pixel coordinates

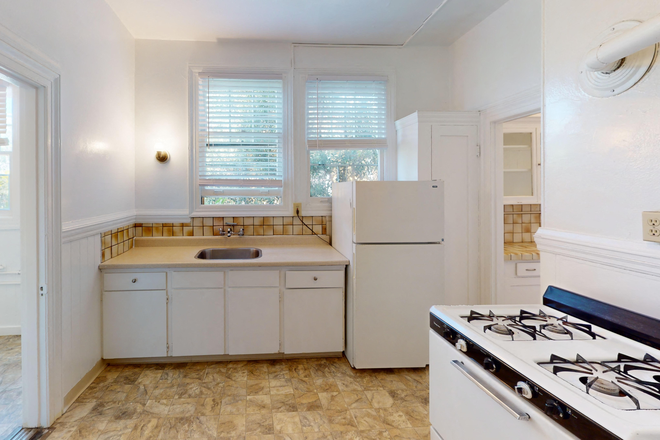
[429,286,660,440]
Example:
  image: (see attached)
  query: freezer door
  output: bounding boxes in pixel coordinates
[354,181,443,244]
[351,243,443,368]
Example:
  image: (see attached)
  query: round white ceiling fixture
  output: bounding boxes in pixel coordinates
[579,21,657,98]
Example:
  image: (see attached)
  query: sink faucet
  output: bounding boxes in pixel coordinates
[238,228,244,236]
[227,228,233,237]
[226,222,237,237]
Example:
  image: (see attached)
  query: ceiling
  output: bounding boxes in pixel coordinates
[103,0,508,46]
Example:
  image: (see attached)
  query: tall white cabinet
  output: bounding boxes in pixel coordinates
[396,111,480,306]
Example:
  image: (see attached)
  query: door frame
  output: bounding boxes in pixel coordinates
[479,88,541,304]
[0,26,62,427]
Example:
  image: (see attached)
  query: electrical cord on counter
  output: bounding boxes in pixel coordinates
[296,207,330,244]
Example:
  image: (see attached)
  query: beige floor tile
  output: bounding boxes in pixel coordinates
[217,414,246,436]
[324,410,358,432]
[271,394,297,413]
[247,380,270,396]
[158,416,192,439]
[398,405,429,428]
[221,394,248,415]
[387,428,421,440]
[295,393,323,412]
[359,429,391,439]
[298,411,330,433]
[168,399,197,417]
[246,413,274,435]
[195,397,223,416]
[144,400,172,417]
[376,409,412,429]
[273,412,303,434]
[127,416,166,440]
[364,391,393,409]
[341,392,371,409]
[318,393,347,411]
[189,415,218,438]
[247,395,272,414]
[350,409,385,431]
[313,378,339,393]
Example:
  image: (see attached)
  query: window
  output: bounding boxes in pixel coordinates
[0,83,13,212]
[196,75,284,207]
[306,78,387,198]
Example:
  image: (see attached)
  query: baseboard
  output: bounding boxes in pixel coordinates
[106,352,343,364]
[62,210,137,243]
[62,359,106,411]
[0,326,21,336]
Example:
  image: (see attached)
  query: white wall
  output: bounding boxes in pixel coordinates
[538,0,660,318]
[451,0,542,111]
[135,40,453,212]
[0,0,136,224]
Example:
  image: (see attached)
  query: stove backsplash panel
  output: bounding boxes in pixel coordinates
[504,204,541,243]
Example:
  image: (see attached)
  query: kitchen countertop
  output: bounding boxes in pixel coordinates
[99,236,349,270]
[504,242,540,261]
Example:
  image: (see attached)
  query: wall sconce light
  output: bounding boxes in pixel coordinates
[154,143,170,163]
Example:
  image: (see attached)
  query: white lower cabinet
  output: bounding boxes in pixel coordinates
[226,287,280,355]
[283,288,343,354]
[103,290,167,359]
[170,289,224,356]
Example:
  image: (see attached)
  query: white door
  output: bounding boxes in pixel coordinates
[353,181,444,244]
[170,289,224,356]
[283,288,343,354]
[351,243,443,368]
[431,125,479,305]
[103,290,167,359]
[226,288,280,355]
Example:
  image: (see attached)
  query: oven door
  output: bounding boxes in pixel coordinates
[429,330,578,440]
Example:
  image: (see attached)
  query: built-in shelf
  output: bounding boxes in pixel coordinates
[503,144,531,149]
[504,168,532,172]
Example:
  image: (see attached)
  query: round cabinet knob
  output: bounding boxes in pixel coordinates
[313,276,318,281]
[515,381,534,399]
[455,339,468,353]
[483,357,499,373]
[545,399,570,420]
[131,278,137,283]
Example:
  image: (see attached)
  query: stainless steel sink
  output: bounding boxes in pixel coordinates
[195,248,262,260]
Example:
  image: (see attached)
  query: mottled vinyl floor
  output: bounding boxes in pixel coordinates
[50,357,430,440]
[0,335,22,438]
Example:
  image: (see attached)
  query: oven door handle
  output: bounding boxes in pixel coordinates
[451,360,530,421]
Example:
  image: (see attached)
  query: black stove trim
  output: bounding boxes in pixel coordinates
[543,286,660,350]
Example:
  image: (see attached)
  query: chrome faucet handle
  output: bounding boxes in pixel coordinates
[218,228,226,236]
[227,227,233,237]
[238,228,244,236]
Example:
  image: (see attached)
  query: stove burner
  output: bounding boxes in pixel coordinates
[544,323,569,334]
[490,324,511,335]
[581,376,622,396]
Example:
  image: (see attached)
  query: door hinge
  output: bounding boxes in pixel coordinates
[167,343,170,355]
[39,284,47,297]
[166,295,169,304]
[476,144,481,158]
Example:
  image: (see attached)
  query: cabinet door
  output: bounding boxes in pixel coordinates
[103,290,167,359]
[226,288,280,355]
[170,289,224,356]
[283,288,343,354]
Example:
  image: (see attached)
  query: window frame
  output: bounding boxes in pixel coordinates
[189,66,293,216]
[0,81,19,228]
[294,69,396,215]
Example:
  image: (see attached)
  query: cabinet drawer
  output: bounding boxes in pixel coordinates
[285,270,344,289]
[171,271,224,289]
[104,272,166,291]
[516,262,540,277]
[227,270,279,287]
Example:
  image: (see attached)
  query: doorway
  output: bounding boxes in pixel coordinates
[0,29,63,430]
[500,114,542,304]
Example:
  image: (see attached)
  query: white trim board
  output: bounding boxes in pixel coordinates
[0,325,21,336]
[62,210,137,243]
[535,228,660,278]
[395,111,480,130]
[536,228,660,320]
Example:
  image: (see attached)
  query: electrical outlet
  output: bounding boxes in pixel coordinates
[642,211,660,242]
[293,203,302,216]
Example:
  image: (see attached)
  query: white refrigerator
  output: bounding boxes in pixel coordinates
[332,181,444,369]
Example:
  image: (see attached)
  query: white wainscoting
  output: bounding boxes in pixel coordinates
[536,228,660,320]
[0,272,20,335]
[61,234,103,395]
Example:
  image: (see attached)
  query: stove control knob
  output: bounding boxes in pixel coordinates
[545,399,570,420]
[483,357,499,372]
[443,328,456,340]
[455,339,468,353]
[515,381,533,399]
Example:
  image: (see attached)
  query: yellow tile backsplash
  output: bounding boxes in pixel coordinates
[101,216,331,263]
[504,204,541,243]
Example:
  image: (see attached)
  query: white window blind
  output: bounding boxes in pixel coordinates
[0,85,6,135]
[306,79,388,150]
[197,76,284,202]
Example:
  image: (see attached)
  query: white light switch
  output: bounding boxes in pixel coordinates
[642,211,660,243]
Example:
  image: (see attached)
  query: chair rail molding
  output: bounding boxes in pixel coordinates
[62,210,137,243]
[535,228,660,278]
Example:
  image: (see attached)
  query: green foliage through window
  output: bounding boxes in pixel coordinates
[310,149,379,198]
